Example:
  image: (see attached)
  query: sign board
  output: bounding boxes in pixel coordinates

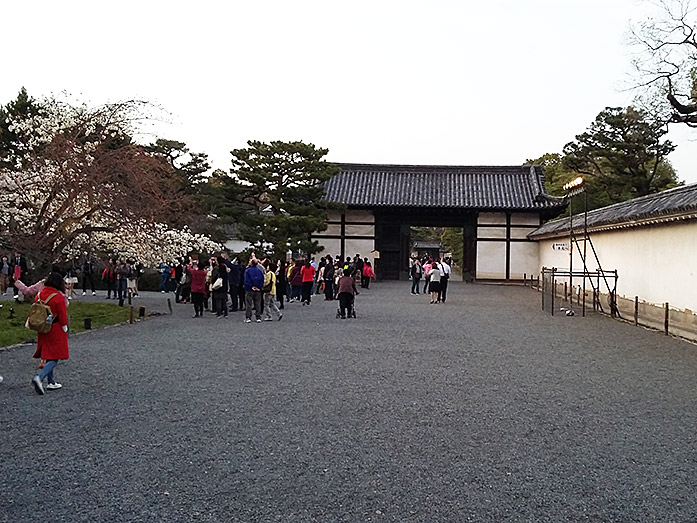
[552,242,570,251]
[371,250,380,259]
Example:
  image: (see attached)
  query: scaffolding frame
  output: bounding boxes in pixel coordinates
[542,183,620,317]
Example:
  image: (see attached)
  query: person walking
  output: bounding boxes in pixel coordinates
[323,256,335,300]
[439,258,451,303]
[31,272,70,395]
[262,260,283,321]
[422,258,433,294]
[101,259,117,299]
[300,259,315,305]
[158,261,170,293]
[10,251,29,299]
[289,260,303,302]
[275,259,287,310]
[0,255,10,295]
[211,256,229,318]
[115,257,130,305]
[244,259,264,323]
[362,260,374,289]
[189,260,207,318]
[336,269,357,319]
[81,256,97,296]
[228,257,242,312]
[410,258,422,294]
[428,261,441,304]
[174,258,186,303]
[133,260,144,297]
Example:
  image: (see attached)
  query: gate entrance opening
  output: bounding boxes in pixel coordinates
[374,208,475,281]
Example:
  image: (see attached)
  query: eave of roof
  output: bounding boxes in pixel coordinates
[529,183,697,239]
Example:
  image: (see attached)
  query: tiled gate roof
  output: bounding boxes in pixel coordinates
[324,163,565,211]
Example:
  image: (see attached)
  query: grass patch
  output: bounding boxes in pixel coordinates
[0,301,130,348]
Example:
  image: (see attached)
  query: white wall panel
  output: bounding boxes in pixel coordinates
[509,242,539,279]
[477,241,506,279]
[478,212,506,225]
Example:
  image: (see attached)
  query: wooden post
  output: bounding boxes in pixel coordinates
[665,302,669,336]
[167,298,173,315]
[634,296,639,326]
[129,306,135,324]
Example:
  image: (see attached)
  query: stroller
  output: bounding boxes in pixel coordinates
[336,294,357,319]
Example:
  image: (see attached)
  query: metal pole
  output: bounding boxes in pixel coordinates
[582,189,588,317]
[569,196,573,310]
[551,267,556,316]
[665,302,669,335]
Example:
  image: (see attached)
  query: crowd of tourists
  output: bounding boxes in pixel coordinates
[409,255,452,303]
[168,252,373,322]
[0,249,374,390]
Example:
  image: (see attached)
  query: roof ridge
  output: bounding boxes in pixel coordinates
[334,163,534,172]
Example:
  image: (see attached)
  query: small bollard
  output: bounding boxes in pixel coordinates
[139,306,146,319]
[84,317,92,330]
[129,306,135,324]
[167,298,173,315]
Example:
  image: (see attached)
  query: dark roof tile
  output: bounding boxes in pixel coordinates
[529,183,697,238]
[324,163,565,211]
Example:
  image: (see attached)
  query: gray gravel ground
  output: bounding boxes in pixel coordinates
[2,282,697,522]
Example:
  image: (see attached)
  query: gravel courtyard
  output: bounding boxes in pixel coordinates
[2,282,697,522]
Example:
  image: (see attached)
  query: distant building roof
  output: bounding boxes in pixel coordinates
[412,241,444,250]
[529,183,697,239]
[324,163,565,214]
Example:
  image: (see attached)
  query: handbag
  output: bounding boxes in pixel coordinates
[211,277,223,290]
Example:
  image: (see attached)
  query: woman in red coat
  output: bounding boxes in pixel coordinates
[31,272,70,395]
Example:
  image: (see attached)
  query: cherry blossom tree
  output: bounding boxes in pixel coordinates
[0,90,221,267]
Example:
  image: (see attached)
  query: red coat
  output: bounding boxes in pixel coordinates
[33,286,70,361]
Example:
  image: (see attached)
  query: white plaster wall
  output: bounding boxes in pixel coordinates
[327,210,343,222]
[345,239,375,264]
[477,241,506,279]
[318,223,342,236]
[510,242,539,279]
[316,238,342,259]
[511,213,541,226]
[479,212,506,225]
[478,227,506,239]
[511,227,538,239]
[538,220,697,310]
[345,224,375,237]
[346,210,375,223]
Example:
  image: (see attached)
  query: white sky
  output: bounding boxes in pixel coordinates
[3,0,696,184]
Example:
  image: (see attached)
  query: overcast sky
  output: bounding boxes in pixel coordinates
[3,0,696,184]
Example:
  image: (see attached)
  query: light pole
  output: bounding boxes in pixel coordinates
[563,176,586,313]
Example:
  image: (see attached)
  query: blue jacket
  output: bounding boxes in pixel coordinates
[228,262,242,286]
[243,265,264,291]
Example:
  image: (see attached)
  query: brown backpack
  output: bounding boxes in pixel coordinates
[26,292,59,334]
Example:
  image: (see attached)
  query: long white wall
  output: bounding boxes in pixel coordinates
[537,220,697,311]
